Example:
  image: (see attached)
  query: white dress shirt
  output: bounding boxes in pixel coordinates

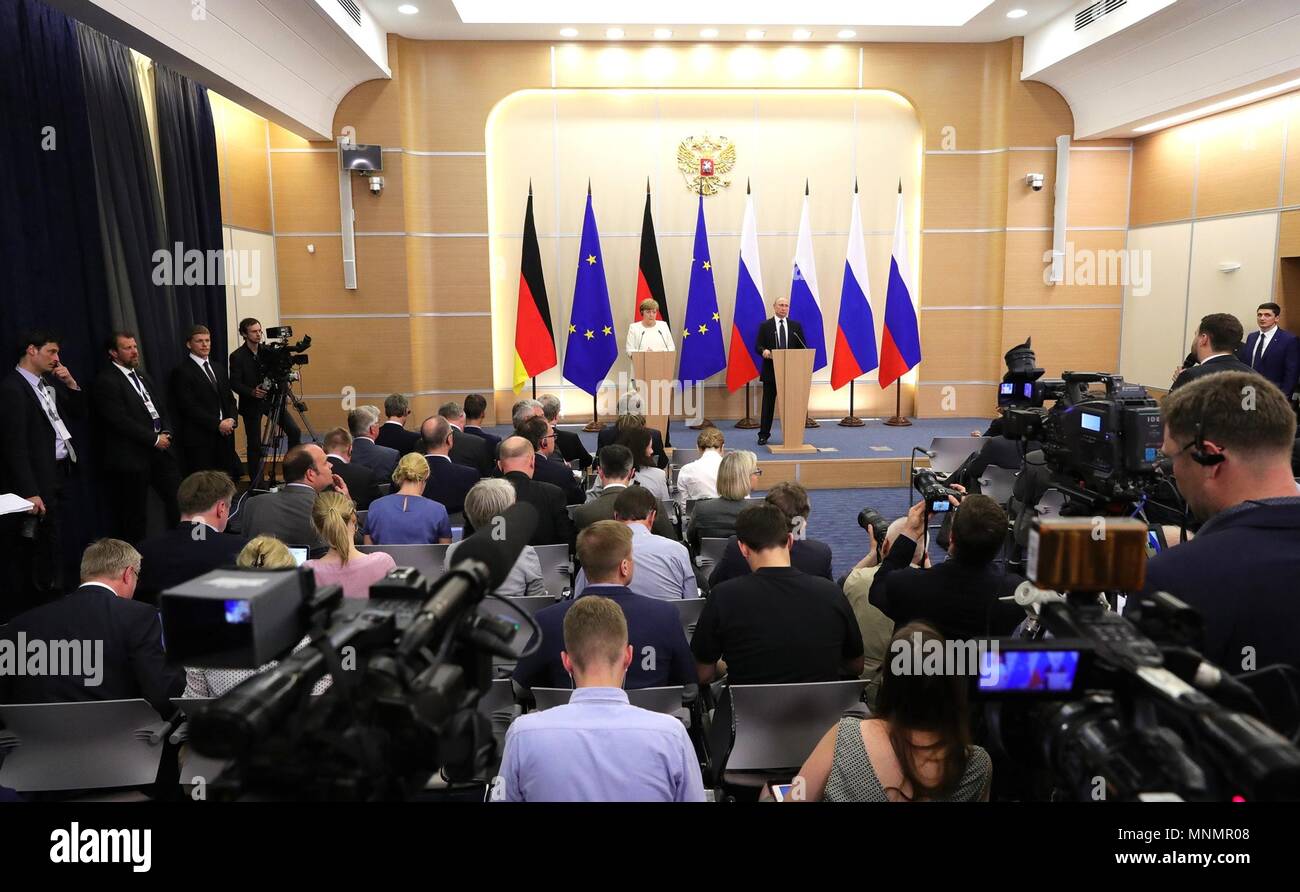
[16,365,73,461]
[1252,327,1278,365]
[675,448,723,513]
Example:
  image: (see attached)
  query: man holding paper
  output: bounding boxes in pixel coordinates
[755,297,807,446]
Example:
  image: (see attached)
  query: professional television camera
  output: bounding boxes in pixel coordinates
[977,516,1300,802]
[161,503,541,800]
[246,325,316,490]
[257,324,311,390]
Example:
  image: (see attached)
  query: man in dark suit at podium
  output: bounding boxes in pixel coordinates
[755,296,807,446]
[169,325,241,478]
[92,332,181,543]
[1237,303,1299,401]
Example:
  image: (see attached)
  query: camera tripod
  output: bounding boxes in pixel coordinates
[249,378,317,491]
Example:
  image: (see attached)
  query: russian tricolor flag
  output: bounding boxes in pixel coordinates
[830,184,879,390]
[789,185,827,371]
[879,184,922,389]
[726,188,766,391]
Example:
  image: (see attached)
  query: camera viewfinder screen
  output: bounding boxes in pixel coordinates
[1081,412,1102,433]
[930,500,952,513]
[978,650,1080,692]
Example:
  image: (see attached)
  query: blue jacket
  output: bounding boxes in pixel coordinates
[1237,328,1300,398]
[1143,496,1300,673]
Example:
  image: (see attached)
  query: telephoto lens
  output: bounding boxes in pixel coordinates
[857,507,888,551]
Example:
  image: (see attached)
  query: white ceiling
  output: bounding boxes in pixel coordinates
[368,0,1078,42]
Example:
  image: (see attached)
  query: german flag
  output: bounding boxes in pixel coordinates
[513,184,557,391]
[634,179,671,329]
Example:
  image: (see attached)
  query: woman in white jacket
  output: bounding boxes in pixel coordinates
[625,298,675,363]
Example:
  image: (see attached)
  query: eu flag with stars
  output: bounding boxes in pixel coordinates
[562,190,618,396]
[678,195,727,385]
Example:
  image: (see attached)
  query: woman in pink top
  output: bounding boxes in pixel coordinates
[303,491,396,599]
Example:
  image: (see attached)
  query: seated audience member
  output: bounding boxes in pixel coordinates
[675,425,725,513]
[498,595,704,802]
[574,444,678,540]
[692,503,864,685]
[463,436,573,547]
[184,536,330,698]
[446,479,546,597]
[1143,371,1300,671]
[511,397,545,430]
[618,426,670,503]
[596,408,668,468]
[420,414,479,515]
[462,393,502,458]
[239,444,345,549]
[842,516,929,707]
[688,449,760,550]
[0,539,184,718]
[574,487,694,601]
[135,470,245,605]
[375,392,422,455]
[440,400,493,477]
[540,393,593,470]
[303,492,396,599]
[794,623,991,802]
[348,405,401,480]
[1170,313,1253,390]
[364,453,452,545]
[513,521,695,691]
[708,482,831,587]
[868,494,1025,640]
[519,415,584,505]
[322,426,381,510]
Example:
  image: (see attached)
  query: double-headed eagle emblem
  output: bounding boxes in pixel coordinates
[677,134,736,195]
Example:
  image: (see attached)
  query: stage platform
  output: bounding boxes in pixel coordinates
[487,415,989,491]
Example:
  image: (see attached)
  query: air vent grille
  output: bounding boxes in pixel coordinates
[337,0,361,27]
[1075,0,1127,31]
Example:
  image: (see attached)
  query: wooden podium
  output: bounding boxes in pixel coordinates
[768,348,817,454]
[631,351,675,444]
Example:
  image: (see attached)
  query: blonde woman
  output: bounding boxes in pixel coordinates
[688,449,761,550]
[304,491,396,599]
[625,298,675,362]
[364,452,452,545]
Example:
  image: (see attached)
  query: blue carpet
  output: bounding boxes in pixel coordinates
[805,486,950,580]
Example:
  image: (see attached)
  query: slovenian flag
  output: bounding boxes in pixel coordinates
[678,193,727,385]
[789,183,827,371]
[726,185,766,391]
[512,183,557,391]
[830,182,879,389]
[562,185,617,396]
[879,183,921,389]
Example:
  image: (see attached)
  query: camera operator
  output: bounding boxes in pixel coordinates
[868,493,1025,641]
[1142,370,1300,672]
[230,318,301,483]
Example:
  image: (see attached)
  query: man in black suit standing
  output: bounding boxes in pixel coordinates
[1171,314,1253,391]
[462,393,503,459]
[0,538,184,718]
[376,392,422,455]
[135,470,245,606]
[92,332,181,543]
[755,296,806,446]
[0,330,85,615]
[419,415,479,515]
[229,318,300,483]
[540,392,593,470]
[463,436,573,547]
[439,400,492,477]
[322,426,381,509]
[1237,302,1300,401]
[169,325,241,478]
[518,416,584,505]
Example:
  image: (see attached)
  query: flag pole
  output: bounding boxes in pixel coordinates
[531,376,537,400]
[584,391,604,432]
[801,177,820,431]
[688,179,713,431]
[838,379,865,427]
[735,381,758,429]
[883,379,912,427]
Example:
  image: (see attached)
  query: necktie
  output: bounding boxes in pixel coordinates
[131,371,162,433]
[778,319,787,350]
[1252,334,1266,369]
[202,360,218,390]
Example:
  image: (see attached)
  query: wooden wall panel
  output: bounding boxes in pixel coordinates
[212,92,272,233]
[1006,150,1056,228]
[1065,149,1130,228]
[332,59,404,147]
[404,154,488,233]
[918,310,1003,381]
[1283,97,1300,207]
[922,153,1007,229]
[1004,230,1127,306]
[1001,308,1122,377]
[271,153,342,232]
[406,237,492,313]
[1195,109,1285,218]
[915,383,998,419]
[274,316,413,394]
[1130,128,1196,226]
[1006,79,1074,148]
[920,232,1006,307]
[410,316,494,391]
[276,236,409,315]
[1279,209,1300,258]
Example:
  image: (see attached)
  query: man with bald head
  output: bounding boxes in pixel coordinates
[463,435,573,546]
[239,443,348,548]
[420,414,478,515]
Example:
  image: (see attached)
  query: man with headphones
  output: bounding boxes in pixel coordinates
[1144,371,1300,673]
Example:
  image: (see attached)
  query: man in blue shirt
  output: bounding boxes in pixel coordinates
[496,595,704,802]
[573,487,695,600]
[513,520,695,690]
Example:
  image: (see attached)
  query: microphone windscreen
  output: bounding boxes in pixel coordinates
[449,501,539,588]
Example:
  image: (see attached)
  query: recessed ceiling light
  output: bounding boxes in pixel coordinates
[793,29,813,40]
[397,4,418,13]
[653,28,673,39]
[1007,9,1028,18]
[700,28,719,39]
[560,27,578,38]
[606,27,625,39]
[746,29,766,40]
[837,29,856,39]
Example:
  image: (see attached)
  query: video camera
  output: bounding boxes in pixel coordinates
[160,502,541,800]
[976,517,1300,801]
[258,324,311,390]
